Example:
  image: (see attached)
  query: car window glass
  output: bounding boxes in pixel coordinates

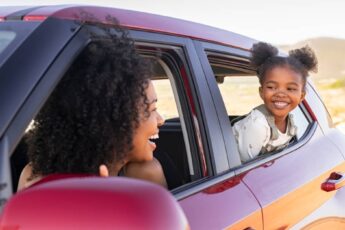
[0,21,40,67]
[152,79,179,119]
[0,31,16,54]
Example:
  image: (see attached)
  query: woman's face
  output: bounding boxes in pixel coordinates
[128,80,165,162]
[259,66,306,121]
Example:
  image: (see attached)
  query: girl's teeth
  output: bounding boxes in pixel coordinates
[274,102,288,108]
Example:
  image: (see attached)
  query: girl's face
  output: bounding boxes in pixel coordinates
[259,66,306,121]
[128,80,165,162]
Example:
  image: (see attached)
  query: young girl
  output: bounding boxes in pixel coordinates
[233,42,318,162]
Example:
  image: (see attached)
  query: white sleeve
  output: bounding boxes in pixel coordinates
[233,110,270,162]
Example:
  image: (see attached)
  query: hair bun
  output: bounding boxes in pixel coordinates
[289,46,318,73]
[250,42,279,68]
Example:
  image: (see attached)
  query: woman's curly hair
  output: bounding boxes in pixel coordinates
[27,21,152,177]
[250,42,318,87]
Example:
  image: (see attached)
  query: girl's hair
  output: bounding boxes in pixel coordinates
[250,42,318,87]
[27,21,152,177]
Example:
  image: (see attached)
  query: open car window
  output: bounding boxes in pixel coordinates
[207,53,313,161]
[137,44,204,191]
[11,40,204,193]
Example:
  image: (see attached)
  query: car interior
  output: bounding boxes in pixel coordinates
[10,54,193,192]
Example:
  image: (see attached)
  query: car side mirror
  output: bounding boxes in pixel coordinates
[0,176,189,230]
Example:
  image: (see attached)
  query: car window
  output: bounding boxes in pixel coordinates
[11,41,201,193]
[0,31,16,54]
[137,46,203,191]
[0,21,40,67]
[207,53,312,159]
[218,75,261,115]
[152,79,179,119]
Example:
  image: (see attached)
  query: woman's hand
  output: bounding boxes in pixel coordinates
[99,164,109,177]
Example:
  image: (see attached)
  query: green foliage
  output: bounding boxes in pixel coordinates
[320,77,345,89]
[329,77,345,89]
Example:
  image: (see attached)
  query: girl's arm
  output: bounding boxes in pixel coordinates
[233,109,270,162]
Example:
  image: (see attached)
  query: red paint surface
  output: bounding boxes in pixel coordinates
[21,5,255,50]
[179,176,262,230]
[241,127,345,229]
[0,175,189,230]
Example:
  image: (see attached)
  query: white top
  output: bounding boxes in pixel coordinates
[232,109,293,162]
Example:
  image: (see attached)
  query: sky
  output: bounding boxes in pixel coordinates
[1,0,345,45]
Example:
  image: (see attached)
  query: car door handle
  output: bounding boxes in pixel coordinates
[321,172,345,192]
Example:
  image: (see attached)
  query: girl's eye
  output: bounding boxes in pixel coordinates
[288,88,297,91]
[266,86,275,89]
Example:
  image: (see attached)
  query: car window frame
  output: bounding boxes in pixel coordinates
[129,31,209,193]
[129,30,235,198]
[0,19,87,209]
[194,40,251,172]
[135,43,203,188]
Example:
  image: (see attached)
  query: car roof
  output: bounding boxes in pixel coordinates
[0,5,256,50]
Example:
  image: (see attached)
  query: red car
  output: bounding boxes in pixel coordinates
[1,5,345,229]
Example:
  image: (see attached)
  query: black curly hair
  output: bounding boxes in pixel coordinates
[250,42,318,88]
[27,21,152,177]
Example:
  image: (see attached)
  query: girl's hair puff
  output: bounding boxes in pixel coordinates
[250,42,278,68]
[289,46,318,73]
[250,42,318,87]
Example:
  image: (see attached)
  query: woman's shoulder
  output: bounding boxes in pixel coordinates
[123,158,167,188]
[17,164,43,191]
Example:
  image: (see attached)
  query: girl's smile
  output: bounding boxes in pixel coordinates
[259,66,306,122]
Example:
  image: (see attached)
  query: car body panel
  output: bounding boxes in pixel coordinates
[0,175,189,230]
[291,185,345,229]
[241,126,345,229]
[179,175,263,230]
[1,5,255,50]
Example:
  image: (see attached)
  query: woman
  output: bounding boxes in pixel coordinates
[18,22,167,190]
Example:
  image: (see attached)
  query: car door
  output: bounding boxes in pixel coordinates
[239,106,345,229]
[195,40,345,229]
[128,30,263,229]
[240,87,345,230]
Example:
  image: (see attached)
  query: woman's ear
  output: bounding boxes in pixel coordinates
[99,164,109,177]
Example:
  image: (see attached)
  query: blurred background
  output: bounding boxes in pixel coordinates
[2,0,345,131]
